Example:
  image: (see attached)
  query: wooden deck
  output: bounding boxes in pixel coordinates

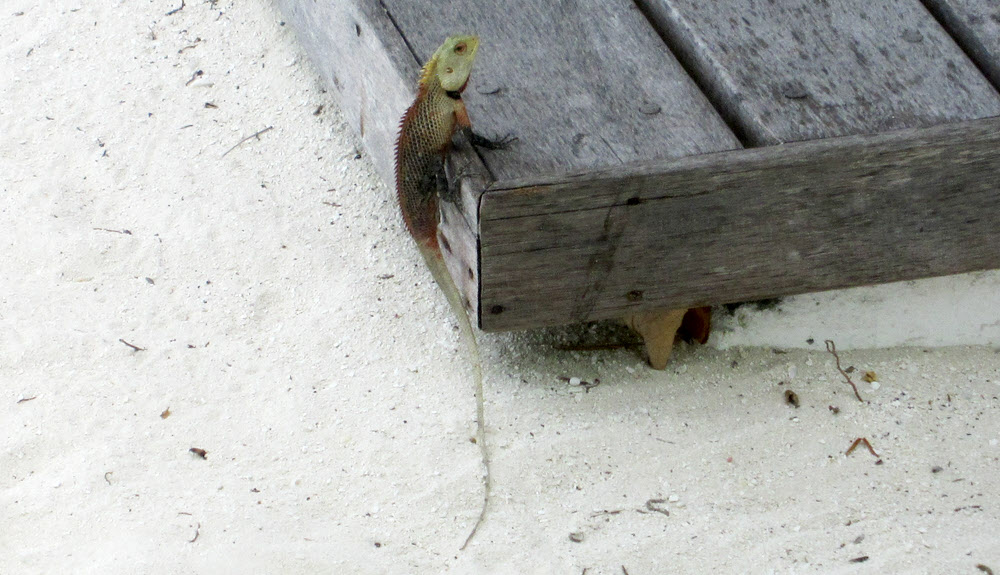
[276,0,1000,331]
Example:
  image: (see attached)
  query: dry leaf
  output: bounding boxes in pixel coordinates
[784,389,800,408]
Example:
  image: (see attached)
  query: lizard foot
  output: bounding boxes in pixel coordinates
[469,131,517,150]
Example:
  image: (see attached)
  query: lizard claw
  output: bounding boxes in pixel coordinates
[469,131,517,150]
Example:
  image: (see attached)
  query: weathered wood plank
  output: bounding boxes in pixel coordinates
[478,116,1000,331]
[380,0,741,183]
[636,0,1000,145]
[277,0,743,326]
[279,0,1000,335]
[922,0,1000,89]
[274,0,415,186]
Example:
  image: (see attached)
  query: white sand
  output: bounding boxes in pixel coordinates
[3,1,999,573]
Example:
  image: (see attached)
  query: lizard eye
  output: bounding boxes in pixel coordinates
[454,42,467,54]
[445,67,454,74]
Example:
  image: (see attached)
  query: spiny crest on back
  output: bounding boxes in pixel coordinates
[418,35,480,91]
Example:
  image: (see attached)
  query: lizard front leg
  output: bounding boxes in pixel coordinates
[467,131,517,150]
[454,99,516,150]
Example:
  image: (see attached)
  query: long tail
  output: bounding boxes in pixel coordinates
[416,243,490,550]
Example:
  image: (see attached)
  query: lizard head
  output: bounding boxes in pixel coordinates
[432,35,480,92]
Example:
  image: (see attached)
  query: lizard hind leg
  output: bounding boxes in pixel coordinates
[398,153,446,249]
[440,154,470,207]
[436,159,459,206]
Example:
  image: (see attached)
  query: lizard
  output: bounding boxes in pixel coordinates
[394,34,510,550]
[392,36,701,373]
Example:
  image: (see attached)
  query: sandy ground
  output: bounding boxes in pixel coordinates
[3,1,1000,573]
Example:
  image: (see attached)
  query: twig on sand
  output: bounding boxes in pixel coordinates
[644,498,670,516]
[846,437,882,464]
[166,0,185,16]
[825,340,864,402]
[93,227,132,235]
[119,338,145,352]
[221,126,273,157]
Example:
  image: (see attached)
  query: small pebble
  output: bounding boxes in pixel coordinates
[475,80,502,95]
[781,81,809,99]
[638,100,661,115]
[784,389,800,407]
[568,377,582,386]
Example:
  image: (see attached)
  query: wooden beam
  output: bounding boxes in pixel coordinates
[277,0,742,322]
[636,0,1000,145]
[478,116,1000,331]
[280,0,1000,334]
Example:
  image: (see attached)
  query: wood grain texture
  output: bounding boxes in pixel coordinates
[637,0,1000,146]
[922,0,1000,89]
[380,0,741,183]
[478,117,1000,331]
[438,174,488,317]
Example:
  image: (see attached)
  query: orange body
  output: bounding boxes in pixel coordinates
[394,72,471,253]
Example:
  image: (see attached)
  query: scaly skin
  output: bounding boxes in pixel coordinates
[395,36,479,252]
[394,35,494,550]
